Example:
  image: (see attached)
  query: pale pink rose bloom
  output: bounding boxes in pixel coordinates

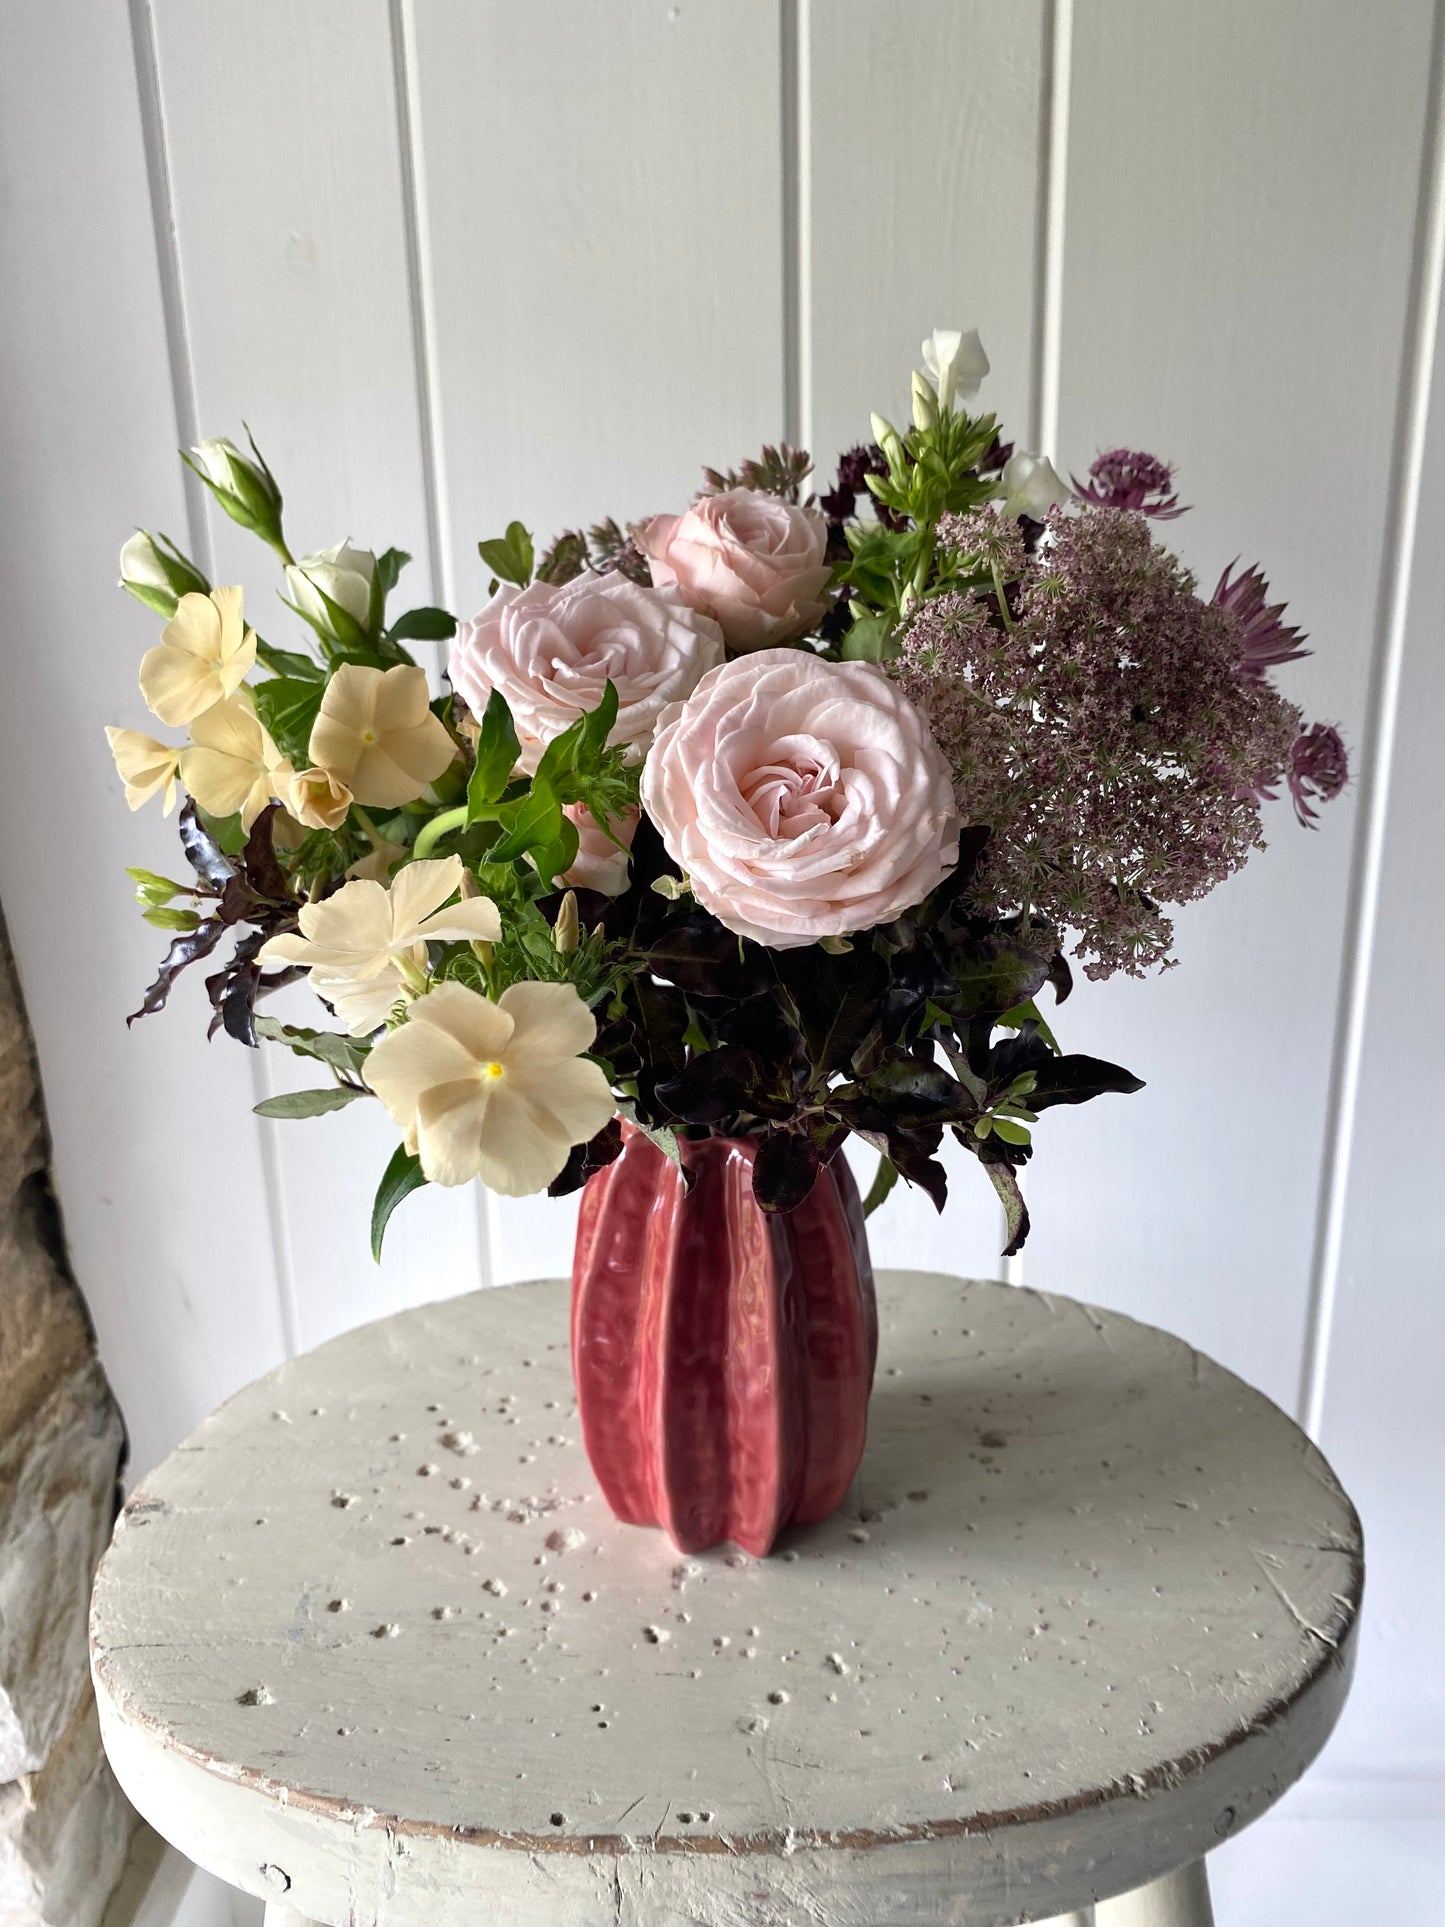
[640,488,832,651]
[641,650,958,949]
[563,802,639,897]
[449,571,723,775]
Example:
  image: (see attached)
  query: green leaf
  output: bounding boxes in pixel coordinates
[254,638,324,680]
[386,605,457,643]
[488,784,563,864]
[990,1116,1032,1147]
[467,689,522,817]
[862,1154,899,1218]
[143,905,200,932]
[983,1158,1031,1256]
[839,614,894,662]
[371,1143,428,1261]
[532,712,587,791]
[996,999,1059,1052]
[253,1016,367,1075]
[615,1102,683,1170]
[251,676,326,762]
[375,548,411,597]
[577,680,619,762]
[252,1086,367,1120]
[476,521,534,587]
[195,806,247,855]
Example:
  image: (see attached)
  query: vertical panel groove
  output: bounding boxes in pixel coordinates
[1029,0,1072,460]
[389,0,455,619]
[389,0,494,1292]
[779,0,809,452]
[1299,0,1445,1436]
[127,0,302,1358]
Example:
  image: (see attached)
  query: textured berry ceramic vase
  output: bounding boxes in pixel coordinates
[571,1125,878,1557]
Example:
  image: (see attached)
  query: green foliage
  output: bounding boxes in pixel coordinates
[467,691,522,818]
[251,676,326,763]
[253,1086,368,1119]
[371,1144,427,1261]
[477,521,535,590]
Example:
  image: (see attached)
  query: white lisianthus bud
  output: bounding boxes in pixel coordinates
[910,370,939,432]
[187,433,287,555]
[552,890,580,955]
[999,451,1069,520]
[285,541,377,639]
[921,328,989,411]
[869,413,905,469]
[119,530,210,618]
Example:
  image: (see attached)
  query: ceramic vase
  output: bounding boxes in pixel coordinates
[570,1125,877,1556]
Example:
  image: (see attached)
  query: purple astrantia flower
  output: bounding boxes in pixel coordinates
[1072,449,1188,519]
[1213,561,1311,679]
[1287,723,1349,825]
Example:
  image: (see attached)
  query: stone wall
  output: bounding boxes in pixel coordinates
[0,915,139,1925]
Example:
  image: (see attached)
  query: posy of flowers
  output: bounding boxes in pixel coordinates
[107,329,1346,1256]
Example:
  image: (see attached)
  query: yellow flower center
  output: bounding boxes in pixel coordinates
[481,1061,505,1081]
[360,729,378,745]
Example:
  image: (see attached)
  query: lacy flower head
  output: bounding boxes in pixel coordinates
[895,506,1303,977]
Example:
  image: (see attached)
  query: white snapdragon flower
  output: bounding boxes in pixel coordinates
[285,540,377,633]
[920,328,990,410]
[363,978,615,1193]
[999,451,1069,520]
[257,855,501,1036]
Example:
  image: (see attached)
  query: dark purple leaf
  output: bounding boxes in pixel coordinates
[548,1116,625,1197]
[752,1130,821,1214]
[177,803,236,890]
[127,916,228,1025]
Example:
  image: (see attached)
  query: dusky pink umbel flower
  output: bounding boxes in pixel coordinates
[895,506,1304,978]
[1072,448,1188,520]
[1213,560,1312,679]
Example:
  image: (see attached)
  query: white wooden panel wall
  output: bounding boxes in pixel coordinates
[1,1,1443,1912]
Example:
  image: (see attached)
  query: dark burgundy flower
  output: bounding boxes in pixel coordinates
[819,443,890,524]
[1072,449,1188,519]
[1287,723,1349,825]
[1213,560,1311,680]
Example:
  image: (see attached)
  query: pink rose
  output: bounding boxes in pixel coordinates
[449,572,723,774]
[640,488,832,651]
[641,650,958,948]
[563,802,638,897]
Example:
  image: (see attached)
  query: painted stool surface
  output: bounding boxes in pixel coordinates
[90,1272,1362,1927]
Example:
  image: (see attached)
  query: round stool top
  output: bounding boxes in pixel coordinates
[90,1273,1361,1927]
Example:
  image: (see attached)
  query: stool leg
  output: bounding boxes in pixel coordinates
[1095,1860,1213,1927]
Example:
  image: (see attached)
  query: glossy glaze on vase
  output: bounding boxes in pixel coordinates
[571,1128,878,1557]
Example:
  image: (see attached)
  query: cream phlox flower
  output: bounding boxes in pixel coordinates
[287,764,353,831]
[1000,451,1069,520]
[257,856,501,1036]
[177,694,285,831]
[308,663,456,808]
[363,979,615,1194]
[921,328,989,411]
[139,585,256,726]
[106,728,180,814]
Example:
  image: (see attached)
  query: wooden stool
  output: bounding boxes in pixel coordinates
[89,1272,1361,1926]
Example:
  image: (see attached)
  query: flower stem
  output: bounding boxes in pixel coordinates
[412,805,468,861]
[352,806,385,849]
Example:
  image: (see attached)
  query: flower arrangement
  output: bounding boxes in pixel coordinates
[108,330,1346,1257]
